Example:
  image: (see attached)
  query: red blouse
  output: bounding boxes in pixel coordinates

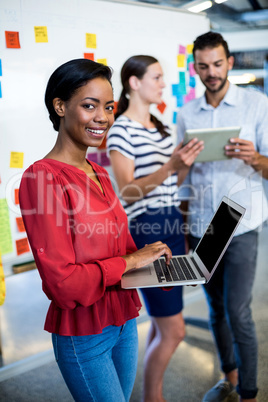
[19,159,142,336]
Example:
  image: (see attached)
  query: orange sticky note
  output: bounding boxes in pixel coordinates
[16,217,25,233]
[113,101,118,116]
[14,189,20,205]
[84,53,94,60]
[157,101,166,114]
[5,31,21,48]
[16,238,30,255]
[98,136,107,150]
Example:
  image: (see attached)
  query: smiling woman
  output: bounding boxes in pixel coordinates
[18,58,173,402]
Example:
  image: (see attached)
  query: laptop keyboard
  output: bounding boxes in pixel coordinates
[154,256,199,283]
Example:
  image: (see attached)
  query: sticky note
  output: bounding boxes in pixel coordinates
[185,88,196,104]
[5,31,21,48]
[84,53,94,60]
[187,44,193,54]
[16,217,25,233]
[176,95,184,108]
[187,54,194,65]
[179,71,186,84]
[177,54,185,68]
[97,58,107,66]
[87,152,99,164]
[172,111,178,124]
[0,60,2,76]
[0,199,13,255]
[113,101,118,116]
[86,33,97,49]
[10,152,24,168]
[0,253,6,306]
[178,83,187,95]
[157,101,166,114]
[189,76,196,88]
[98,136,107,150]
[34,26,48,43]
[189,62,196,77]
[100,152,110,167]
[178,45,186,54]
[14,189,20,205]
[172,84,180,97]
[16,238,30,255]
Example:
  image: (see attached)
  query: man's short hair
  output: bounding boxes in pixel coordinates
[193,31,230,59]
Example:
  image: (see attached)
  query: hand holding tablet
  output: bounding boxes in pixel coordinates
[183,126,241,163]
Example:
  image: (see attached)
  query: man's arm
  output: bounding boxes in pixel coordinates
[225,138,268,180]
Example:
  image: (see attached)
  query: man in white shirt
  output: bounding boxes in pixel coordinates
[177,31,268,402]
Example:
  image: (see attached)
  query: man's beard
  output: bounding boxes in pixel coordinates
[204,75,228,94]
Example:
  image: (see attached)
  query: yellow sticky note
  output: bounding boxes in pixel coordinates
[10,152,24,168]
[0,253,5,306]
[0,199,13,255]
[187,44,193,54]
[34,26,48,43]
[86,33,97,49]
[97,58,107,66]
[177,54,185,68]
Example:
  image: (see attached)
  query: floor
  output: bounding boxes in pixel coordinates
[0,224,267,401]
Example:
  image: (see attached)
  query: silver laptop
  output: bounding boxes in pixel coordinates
[121,197,245,289]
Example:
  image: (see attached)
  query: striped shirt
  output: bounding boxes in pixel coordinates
[107,115,180,220]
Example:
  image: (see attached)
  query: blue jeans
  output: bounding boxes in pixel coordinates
[52,319,138,402]
[189,230,259,400]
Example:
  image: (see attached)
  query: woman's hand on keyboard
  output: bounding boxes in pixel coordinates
[122,241,172,273]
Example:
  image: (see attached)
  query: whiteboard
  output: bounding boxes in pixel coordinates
[0,0,209,271]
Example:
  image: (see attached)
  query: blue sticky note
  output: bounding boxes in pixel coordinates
[172,111,178,124]
[0,82,2,98]
[189,76,196,88]
[172,83,180,97]
[0,60,2,76]
[176,94,184,107]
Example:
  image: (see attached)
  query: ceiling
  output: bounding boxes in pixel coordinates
[128,0,268,32]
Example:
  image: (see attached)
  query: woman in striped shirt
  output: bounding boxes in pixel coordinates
[107,55,203,402]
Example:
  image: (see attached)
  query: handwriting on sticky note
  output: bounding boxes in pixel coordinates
[5,31,21,48]
[0,199,13,255]
[16,217,26,233]
[16,238,30,255]
[86,33,97,48]
[10,152,24,168]
[34,26,48,43]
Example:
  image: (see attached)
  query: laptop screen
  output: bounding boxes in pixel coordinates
[195,202,243,273]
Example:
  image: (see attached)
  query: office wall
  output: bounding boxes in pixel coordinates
[0,0,209,270]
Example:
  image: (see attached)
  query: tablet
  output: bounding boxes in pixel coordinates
[184,126,241,163]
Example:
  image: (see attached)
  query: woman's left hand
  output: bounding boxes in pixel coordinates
[170,139,204,170]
